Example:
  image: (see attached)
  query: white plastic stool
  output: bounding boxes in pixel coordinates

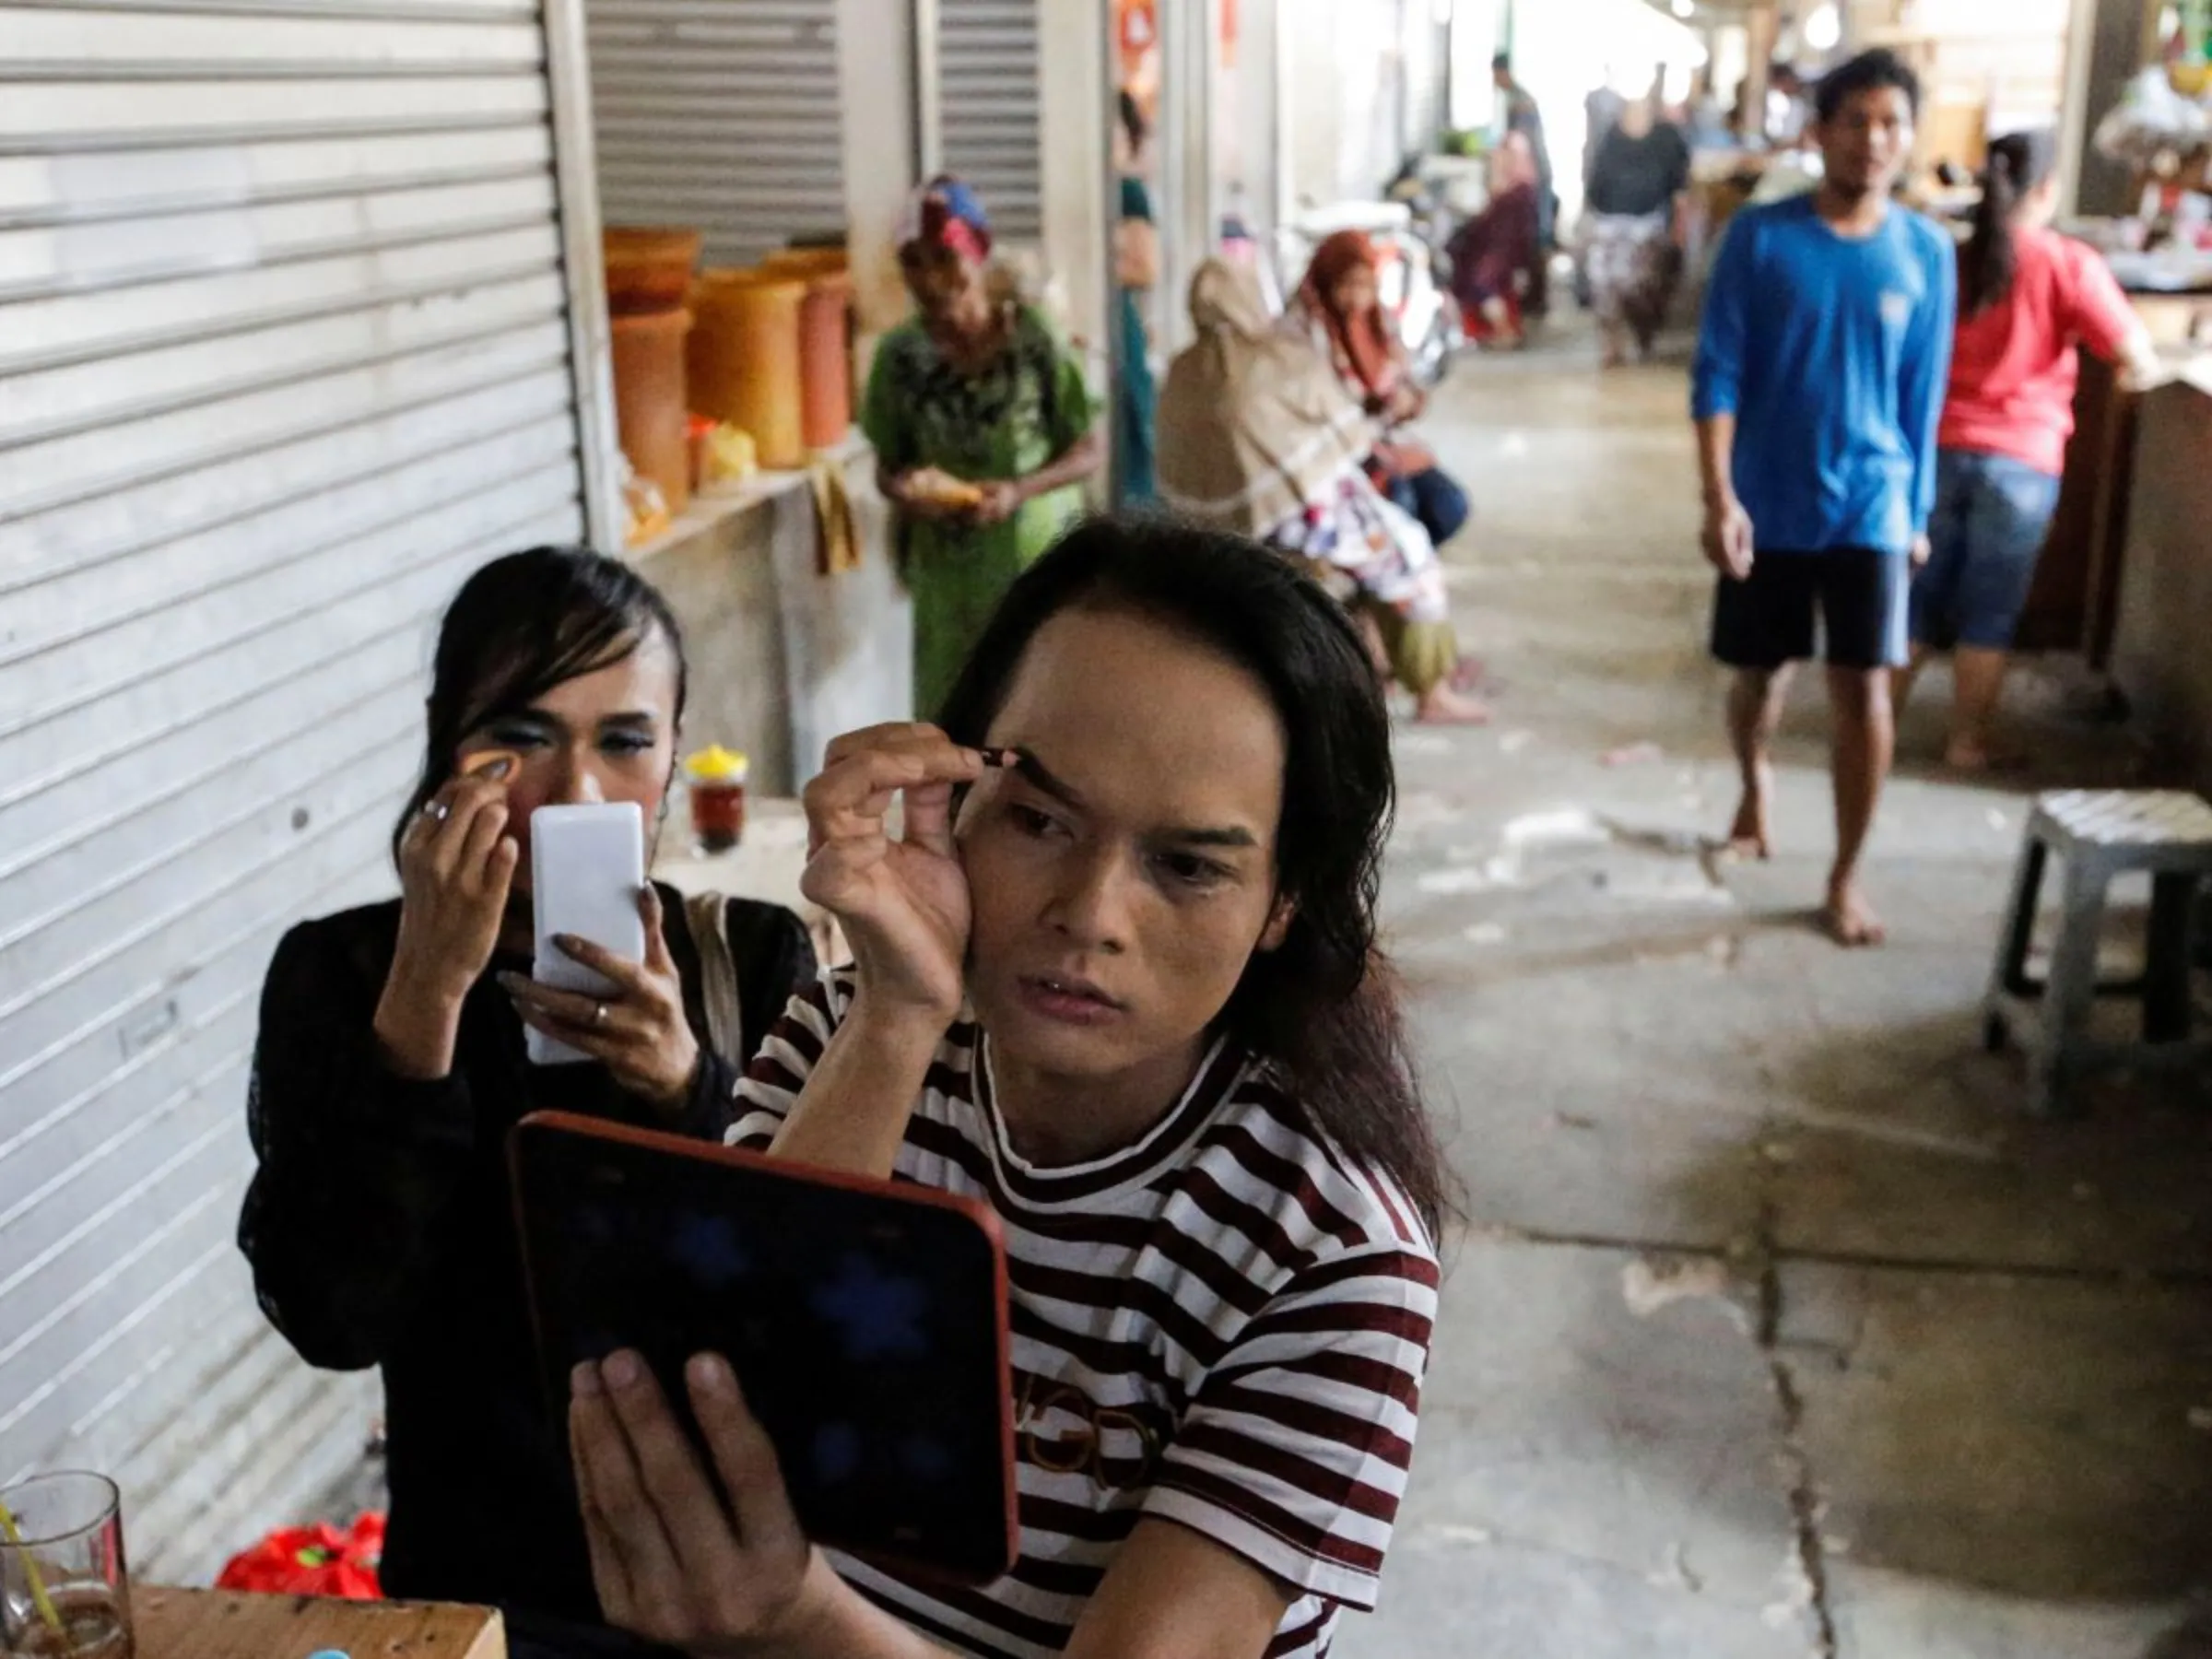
[1984,790,2212,1117]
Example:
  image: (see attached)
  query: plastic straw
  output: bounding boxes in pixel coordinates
[0,1495,67,1640]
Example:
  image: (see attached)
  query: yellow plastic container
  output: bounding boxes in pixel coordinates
[688,268,808,470]
[610,307,693,515]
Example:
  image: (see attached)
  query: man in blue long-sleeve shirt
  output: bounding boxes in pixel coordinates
[1691,49,1956,947]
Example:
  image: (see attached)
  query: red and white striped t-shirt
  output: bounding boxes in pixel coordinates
[731,971,1440,1659]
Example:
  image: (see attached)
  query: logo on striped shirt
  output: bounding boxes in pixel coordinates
[1015,1374,1171,1491]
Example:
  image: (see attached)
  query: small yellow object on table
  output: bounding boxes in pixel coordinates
[135,1585,505,1658]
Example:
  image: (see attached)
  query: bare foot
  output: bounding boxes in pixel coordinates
[1822,879,1887,947]
[1723,786,1772,861]
[1416,684,1492,724]
[1942,737,2027,773]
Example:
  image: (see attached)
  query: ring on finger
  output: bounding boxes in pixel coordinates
[421,799,452,823]
[594,1002,609,1027]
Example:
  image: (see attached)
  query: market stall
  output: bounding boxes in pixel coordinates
[2018,272,2212,662]
[2018,36,2212,793]
[2016,44,2212,665]
[590,218,908,797]
[2110,364,2212,794]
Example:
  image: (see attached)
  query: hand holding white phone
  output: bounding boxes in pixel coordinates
[528,803,647,1066]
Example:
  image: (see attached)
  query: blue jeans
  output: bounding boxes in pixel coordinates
[1912,450,2063,651]
[1385,466,1471,549]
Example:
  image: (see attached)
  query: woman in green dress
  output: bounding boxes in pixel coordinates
[865,177,1103,717]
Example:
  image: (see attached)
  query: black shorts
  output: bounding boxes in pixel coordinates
[1711,547,1911,671]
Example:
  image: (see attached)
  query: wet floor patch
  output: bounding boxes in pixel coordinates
[1408,806,1736,915]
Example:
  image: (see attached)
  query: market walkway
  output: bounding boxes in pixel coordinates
[1343,323,2212,1659]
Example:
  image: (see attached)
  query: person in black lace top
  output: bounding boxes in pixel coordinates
[1583,96,1693,365]
[238,548,813,1652]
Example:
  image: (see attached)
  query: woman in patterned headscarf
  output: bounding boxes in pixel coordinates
[1293,230,1472,557]
[1162,260,1488,724]
[864,176,1103,717]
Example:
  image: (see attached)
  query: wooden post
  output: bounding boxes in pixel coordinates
[840,0,922,349]
[1744,1,1779,143]
[2065,0,2171,218]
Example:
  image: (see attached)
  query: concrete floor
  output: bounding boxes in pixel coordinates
[1342,324,2212,1658]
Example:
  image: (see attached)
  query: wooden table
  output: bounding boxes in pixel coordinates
[655,794,845,967]
[2018,348,2136,661]
[135,1585,505,1657]
[2110,371,2212,797]
[2018,294,2212,666]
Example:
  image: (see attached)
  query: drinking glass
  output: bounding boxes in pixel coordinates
[0,1473,132,1658]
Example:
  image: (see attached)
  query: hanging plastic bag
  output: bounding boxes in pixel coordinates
[622,461,672,547]
[216,1512,384,1599]
[2094,67,2210,166]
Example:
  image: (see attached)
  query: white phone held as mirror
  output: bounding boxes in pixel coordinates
[528,802,647,1066]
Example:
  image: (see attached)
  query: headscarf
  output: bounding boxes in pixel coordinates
[896,174,994,266]
[1157,259,1379,536]
[1186,254,1273,338]
[1491,131,1540,194]
[1297,230,1396,402]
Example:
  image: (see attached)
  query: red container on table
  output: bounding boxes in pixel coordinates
[795,271,853,450]
[685,745,748,853]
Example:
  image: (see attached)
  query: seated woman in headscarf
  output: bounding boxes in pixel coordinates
[1292,230,1472,556]
[1159,259,1488,725]
[863,175,1104,717]
[1445,133,1542,348]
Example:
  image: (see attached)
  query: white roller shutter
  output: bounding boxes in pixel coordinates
[588,0,846,269]
[0,0,602,1579]
[936,0,1041,240]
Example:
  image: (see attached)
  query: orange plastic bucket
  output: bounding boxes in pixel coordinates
[688,269,807,470]
[610,307,693,514]
[605,227,701,316]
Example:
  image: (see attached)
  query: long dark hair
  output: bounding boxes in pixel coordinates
[935,519,1451,1240]
[1117,88,1149,157]
[393,546,688,861]
[1961,130,2056,317]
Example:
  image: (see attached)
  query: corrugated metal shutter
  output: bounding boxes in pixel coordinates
[937,0,1041,241]
[589,0,845,269]
[0,0,592,1579]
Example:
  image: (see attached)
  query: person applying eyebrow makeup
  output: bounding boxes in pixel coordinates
[238,547,815,1657]
[566,520,1450,1659]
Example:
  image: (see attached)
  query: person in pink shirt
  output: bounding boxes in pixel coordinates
[1901,130,2159,770]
